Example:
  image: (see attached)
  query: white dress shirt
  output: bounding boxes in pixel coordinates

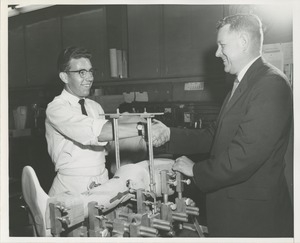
[237,55,261,84]
[228,55,261,102]
[45,89,109,195]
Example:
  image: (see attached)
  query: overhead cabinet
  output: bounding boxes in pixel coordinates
[62,8,108,81]
[127,5,162,79]
[163,5,224,77]
[8,6,108,88]
[9,5,225,88]
[8,5,293,89]
[127,5,224,79]
[8,26,27,88]
[25,17,62,86]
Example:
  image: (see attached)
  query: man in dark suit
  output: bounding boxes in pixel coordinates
[151,14,293,237]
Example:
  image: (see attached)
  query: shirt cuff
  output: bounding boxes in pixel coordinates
[93,118,108,146]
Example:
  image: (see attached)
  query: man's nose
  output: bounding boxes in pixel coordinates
[86,71,94,80]
[215,46,221,57]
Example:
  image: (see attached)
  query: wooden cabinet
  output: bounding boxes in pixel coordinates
[62,7,108,81]
[9,5,226,88]
[8,26,27,88]
[127,5,162,79]
[9,6,109,88]
[163,5,224,77]
[25,17,62,86]
[127,5,224,80]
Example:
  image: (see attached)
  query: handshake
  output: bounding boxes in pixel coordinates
[117,113,170,147]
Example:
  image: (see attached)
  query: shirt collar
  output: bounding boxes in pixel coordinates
[237,55,261,82]
[61,89,84,105]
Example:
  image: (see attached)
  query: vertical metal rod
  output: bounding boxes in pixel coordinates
[147,117,156,195]
[176,172,183,199]
[113,110,120,170]
[163,194,168,203]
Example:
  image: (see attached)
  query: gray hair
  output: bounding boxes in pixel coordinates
[217,14,264,50]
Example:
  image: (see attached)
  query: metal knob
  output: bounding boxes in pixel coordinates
[182,179,191,185]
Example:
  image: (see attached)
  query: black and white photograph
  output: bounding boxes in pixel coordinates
[1,0,299,242]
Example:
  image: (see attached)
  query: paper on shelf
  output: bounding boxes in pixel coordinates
[135,92,148,102]
[122,50,128,78]
[123,92,135,103]
[109,48,118,78]
[117,50,123,78]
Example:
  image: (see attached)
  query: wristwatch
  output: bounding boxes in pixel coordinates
[137,122,144,136]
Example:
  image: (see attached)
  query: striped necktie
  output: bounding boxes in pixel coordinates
[78,99,88,116]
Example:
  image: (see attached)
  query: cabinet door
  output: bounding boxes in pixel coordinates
[163,5,224,77]
[127,5,162,79]
[25,17,62,86]
[62,8,107,81]
[8,26,27,88]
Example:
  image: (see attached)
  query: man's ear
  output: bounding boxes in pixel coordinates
[239,32,250,52]
[59,72,68,84]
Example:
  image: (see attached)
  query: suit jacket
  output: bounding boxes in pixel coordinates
[167,57,293,237]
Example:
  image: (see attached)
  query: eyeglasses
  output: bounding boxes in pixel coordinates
[65,69,96,78]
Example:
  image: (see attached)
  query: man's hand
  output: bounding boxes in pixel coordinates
[151,119,170,147]
[172,156,194,177]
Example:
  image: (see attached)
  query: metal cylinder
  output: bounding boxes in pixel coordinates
[186,206,199,212]
[113,116,120,170]
[172,215,188,222]
[172,212,188,222]
[152,223,171,231]
[163,194,168,203]
[152,218,171,231]
[147,117,156,195]
[172,212,188,218]
[139,231,157,237]
[186,210,199,216]
[139,225,158,235]
[152,218,171,226]
[182,224,196,232]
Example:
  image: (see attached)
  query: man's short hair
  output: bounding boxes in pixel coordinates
[57,46,92,72]
[217,14,264,49]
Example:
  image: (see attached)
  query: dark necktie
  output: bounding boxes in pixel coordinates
[78,99,88,116]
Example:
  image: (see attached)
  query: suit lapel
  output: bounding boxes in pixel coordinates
[217,93,231,122]
[220,57,264,118]
[212,57,265,149]
[225,75,248,110]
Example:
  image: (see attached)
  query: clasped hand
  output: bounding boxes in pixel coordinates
[151,119,170,147]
